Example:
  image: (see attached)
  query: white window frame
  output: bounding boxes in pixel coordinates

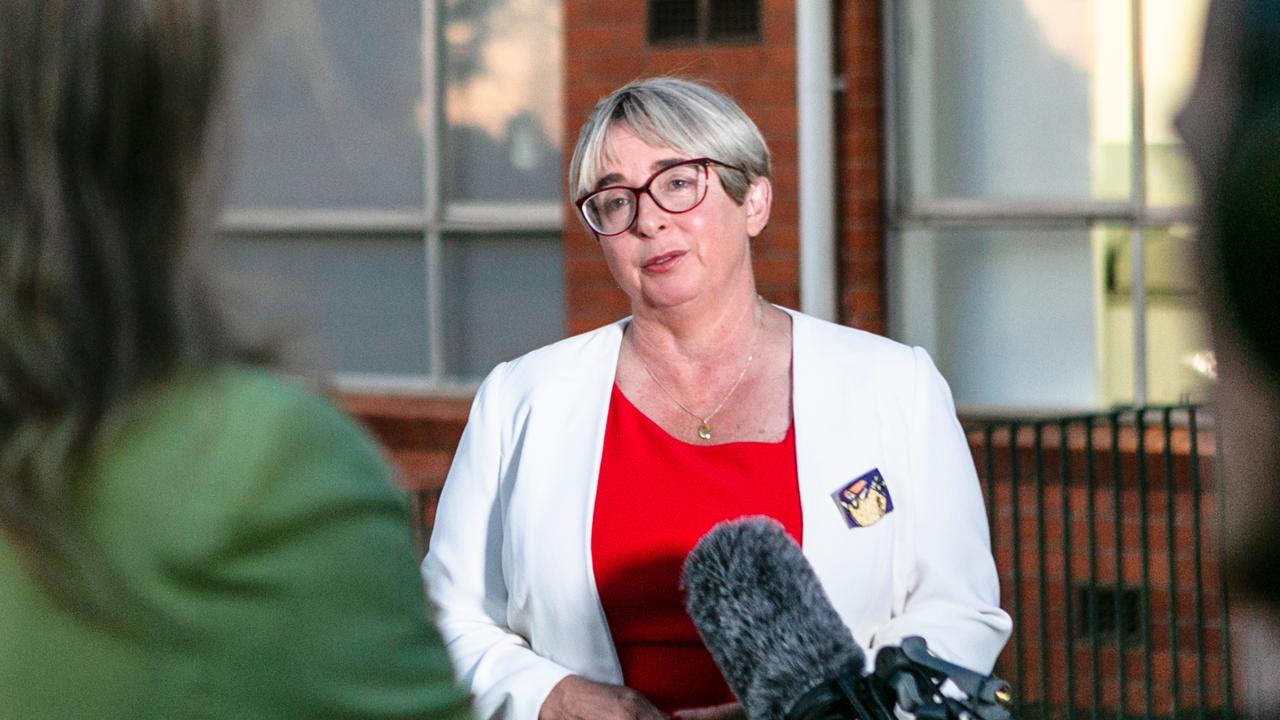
[881,0,1197,408]
[218,1,565,396]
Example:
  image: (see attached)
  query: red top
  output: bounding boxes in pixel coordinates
[591,384,802,715]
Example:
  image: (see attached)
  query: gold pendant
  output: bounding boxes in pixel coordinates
[697,422,712,441]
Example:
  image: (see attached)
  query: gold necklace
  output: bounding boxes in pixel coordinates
[630,305,761,441]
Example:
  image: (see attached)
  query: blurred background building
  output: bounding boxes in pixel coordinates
[218,2,1237,717]
[220,0,1211,413]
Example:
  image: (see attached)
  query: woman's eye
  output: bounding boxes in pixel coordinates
[664,176,697,192]
[603,195,632,215]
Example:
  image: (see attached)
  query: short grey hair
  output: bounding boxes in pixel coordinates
[567,77,772,206]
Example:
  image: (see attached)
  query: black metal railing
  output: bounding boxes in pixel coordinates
[966,406,1234,720]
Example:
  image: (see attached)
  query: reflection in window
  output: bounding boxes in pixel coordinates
[1098,224,1210,405]
[220,0,566,383]
[227,0,424,211]
[891,0,1212,408]
[443,0,563,206]
[903,0,1116,202]
[220,233,431,375]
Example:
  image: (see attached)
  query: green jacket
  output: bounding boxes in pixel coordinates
[0,367,473,719]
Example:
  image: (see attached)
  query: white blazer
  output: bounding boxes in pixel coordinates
[422,308,1011,720]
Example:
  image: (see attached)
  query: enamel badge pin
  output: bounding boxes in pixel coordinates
[833,468,894,528]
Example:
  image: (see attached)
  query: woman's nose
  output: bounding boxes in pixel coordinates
[631,190,668,237]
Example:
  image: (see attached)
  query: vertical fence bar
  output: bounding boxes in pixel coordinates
[1189,406,1206,720]
[1060,419,1075,717]
[1087,416,1100,720]
[1137,409,1152,720]
[1010,422,1025,718]
[1163,408,1179,720]
[1112,412,1125,720]
[1220,563,1235,720]
[972,405,1222,720]
[1214,412,1235,720]
[1034,422,1048,720]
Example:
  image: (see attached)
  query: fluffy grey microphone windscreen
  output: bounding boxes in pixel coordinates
[682,516,866,720]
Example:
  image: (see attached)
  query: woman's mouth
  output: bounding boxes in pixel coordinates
[643,251,685,273]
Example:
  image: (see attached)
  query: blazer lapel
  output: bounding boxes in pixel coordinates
[508,320,627,683]
[789,310,862,546]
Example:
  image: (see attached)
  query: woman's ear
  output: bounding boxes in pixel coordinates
[744,176,773,237]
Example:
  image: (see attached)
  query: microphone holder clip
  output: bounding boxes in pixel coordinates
[873,636,1015,720]
[784,636,1016,720]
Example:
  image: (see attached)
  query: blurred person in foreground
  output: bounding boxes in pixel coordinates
[0,2,471,718]
[1178,0,1280,716]
[422,76,1011,720]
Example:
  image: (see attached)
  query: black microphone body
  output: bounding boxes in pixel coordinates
[681,516,872,719]
[683,516,1014,720]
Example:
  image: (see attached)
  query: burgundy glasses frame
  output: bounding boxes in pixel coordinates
[573,157,746,238]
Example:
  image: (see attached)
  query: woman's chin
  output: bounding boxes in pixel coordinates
[636,286,701,312]
[632,273,700,307]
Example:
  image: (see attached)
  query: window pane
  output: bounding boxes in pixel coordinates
[898,0,1131,202]
[708,0,761,41]
[443,0,564,206]
[226,0,423,210]
[648,0,699,43]
[1144,0,1211,207]
[442,234,565,378]
[218,233,430,375]
[890,227,1100,409]
[1098,224,1211,404]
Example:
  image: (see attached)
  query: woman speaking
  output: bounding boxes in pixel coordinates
[423,77,1011,720]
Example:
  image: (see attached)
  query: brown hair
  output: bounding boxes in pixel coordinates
[0,0,263,612]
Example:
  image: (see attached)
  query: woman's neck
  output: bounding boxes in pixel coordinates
[627,286,763,368]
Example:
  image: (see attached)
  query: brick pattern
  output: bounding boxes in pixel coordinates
[350,398,1234,714]
[837,1,885,334]
[562,0,885,335]
[344,11,1242,716]
[970,423,1233,716]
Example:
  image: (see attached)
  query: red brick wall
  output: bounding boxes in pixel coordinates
[969,422,1232,716]
[562,1,885,335]
[351,17,1238,713]
[346,0,890,547]
[837,1,885,334]
[347,396,1235,714]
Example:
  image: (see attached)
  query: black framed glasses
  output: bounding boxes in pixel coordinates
[574,157,745,237]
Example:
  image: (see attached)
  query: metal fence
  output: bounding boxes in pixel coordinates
[407,405,1236,718]
[966,406,1235,720]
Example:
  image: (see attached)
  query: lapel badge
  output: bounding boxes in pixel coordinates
[833,468,894,529]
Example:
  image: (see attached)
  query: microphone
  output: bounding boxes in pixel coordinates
[681,516,889,720]
[682,516,1015,720]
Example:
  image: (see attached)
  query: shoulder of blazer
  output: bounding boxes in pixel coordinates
[786,308,919,388]
[495,318,627,395]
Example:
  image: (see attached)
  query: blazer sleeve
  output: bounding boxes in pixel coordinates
[868,347,1012,672]
[422,364,575,720]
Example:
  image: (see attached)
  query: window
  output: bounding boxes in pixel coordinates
[885,0,1211,411]
[219,0,564,391]
[647,0,760,44]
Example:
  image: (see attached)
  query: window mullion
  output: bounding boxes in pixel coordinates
[423,0,445,384]
[1130,0,1148,406]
